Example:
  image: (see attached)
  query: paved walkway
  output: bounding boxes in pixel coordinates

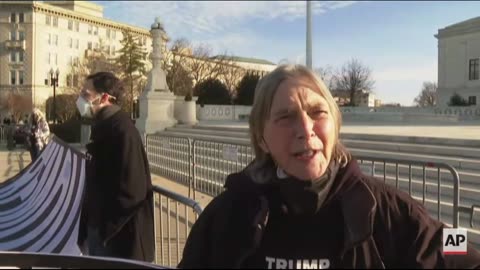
[0,145,31,183]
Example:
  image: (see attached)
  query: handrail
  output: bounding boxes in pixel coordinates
[152,185,203,216]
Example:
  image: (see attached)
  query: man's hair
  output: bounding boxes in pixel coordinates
[86,72,124,104]
[249,64,350,168]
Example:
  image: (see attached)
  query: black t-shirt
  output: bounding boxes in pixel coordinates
[243,199,344,269]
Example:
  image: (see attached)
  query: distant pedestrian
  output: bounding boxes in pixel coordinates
[28,109,50,161]
[6,117,15,150]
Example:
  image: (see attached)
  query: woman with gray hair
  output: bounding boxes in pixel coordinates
[179,64,480,269]
[28,108,50,161]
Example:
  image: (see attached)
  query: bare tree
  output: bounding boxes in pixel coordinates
[333,58,375,106]
[221,63,246,99]
[314,65,335,90]
[163,38,194,96]
[183,44,230,85]
[414,81,437,107]
[215,52,246,98]
[1,91,32,122]
[72,44,120,86]
[185,44,213,84]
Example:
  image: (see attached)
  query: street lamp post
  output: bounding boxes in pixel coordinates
[49,68,60,124]
[306,0,313,69]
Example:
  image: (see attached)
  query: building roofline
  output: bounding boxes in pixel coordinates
[17,1,159,38]
[210,55,276,65]
[436,16,480,39]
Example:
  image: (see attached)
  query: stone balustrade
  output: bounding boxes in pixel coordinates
[196,105,480,123]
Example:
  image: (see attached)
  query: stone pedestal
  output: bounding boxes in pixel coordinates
[136,91,177,134]
[174,96,198,125]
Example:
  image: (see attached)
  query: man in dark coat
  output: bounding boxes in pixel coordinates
[76,72,154,262]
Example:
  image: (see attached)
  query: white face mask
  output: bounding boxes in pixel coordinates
[76,96,95,118]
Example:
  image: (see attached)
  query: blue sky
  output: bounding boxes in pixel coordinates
[94,1,480,106]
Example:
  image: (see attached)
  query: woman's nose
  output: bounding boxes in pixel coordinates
[294,111,315,140]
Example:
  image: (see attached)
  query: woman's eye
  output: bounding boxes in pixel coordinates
[310,110,328,118]
[276,114,292,122]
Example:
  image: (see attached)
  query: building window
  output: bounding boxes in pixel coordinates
[94,26,98,36]
[18,71,24,85]
[75,39,79,49]
[19,13,24,23]
[68,20,73,30]
[75,21,80,32]
[73,74,79,87]
[10,13,16,23]
[88,25,92,35]
[47,53,51,64]
[112,45,116,56]
[112,30,116,39]
[10,52,16,62]
[47,33,51,45]
[54,34,58,46]
[45,72,50,85]
[69,37,73,48]
[94,42,99,50]
[53,16,58,27]
[71,56,79,67]
[87,42,92,50]
[106,28,111,38]
[19,51,24,62]
[469,59,479,80]
[10,31,16,41]
[66,74,72,87]
[46,15,51,25]
[18,31,25,41]
[469,96,477,105]
[10,70,16,85]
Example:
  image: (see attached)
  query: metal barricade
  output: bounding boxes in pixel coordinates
[356,155,460,228]
[146,135,193,195]
[192,138,255,198]
[459,204,480,229]
[145,134,467,230]
[152,185,203,268]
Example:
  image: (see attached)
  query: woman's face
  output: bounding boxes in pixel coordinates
[260,77,336,180]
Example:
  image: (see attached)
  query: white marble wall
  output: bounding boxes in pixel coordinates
[196,105,252,121]
[196,105,480,122]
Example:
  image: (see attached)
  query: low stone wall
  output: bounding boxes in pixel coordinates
[433,107,480,120]
[196,105,251,121]
[196,105,480,123]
